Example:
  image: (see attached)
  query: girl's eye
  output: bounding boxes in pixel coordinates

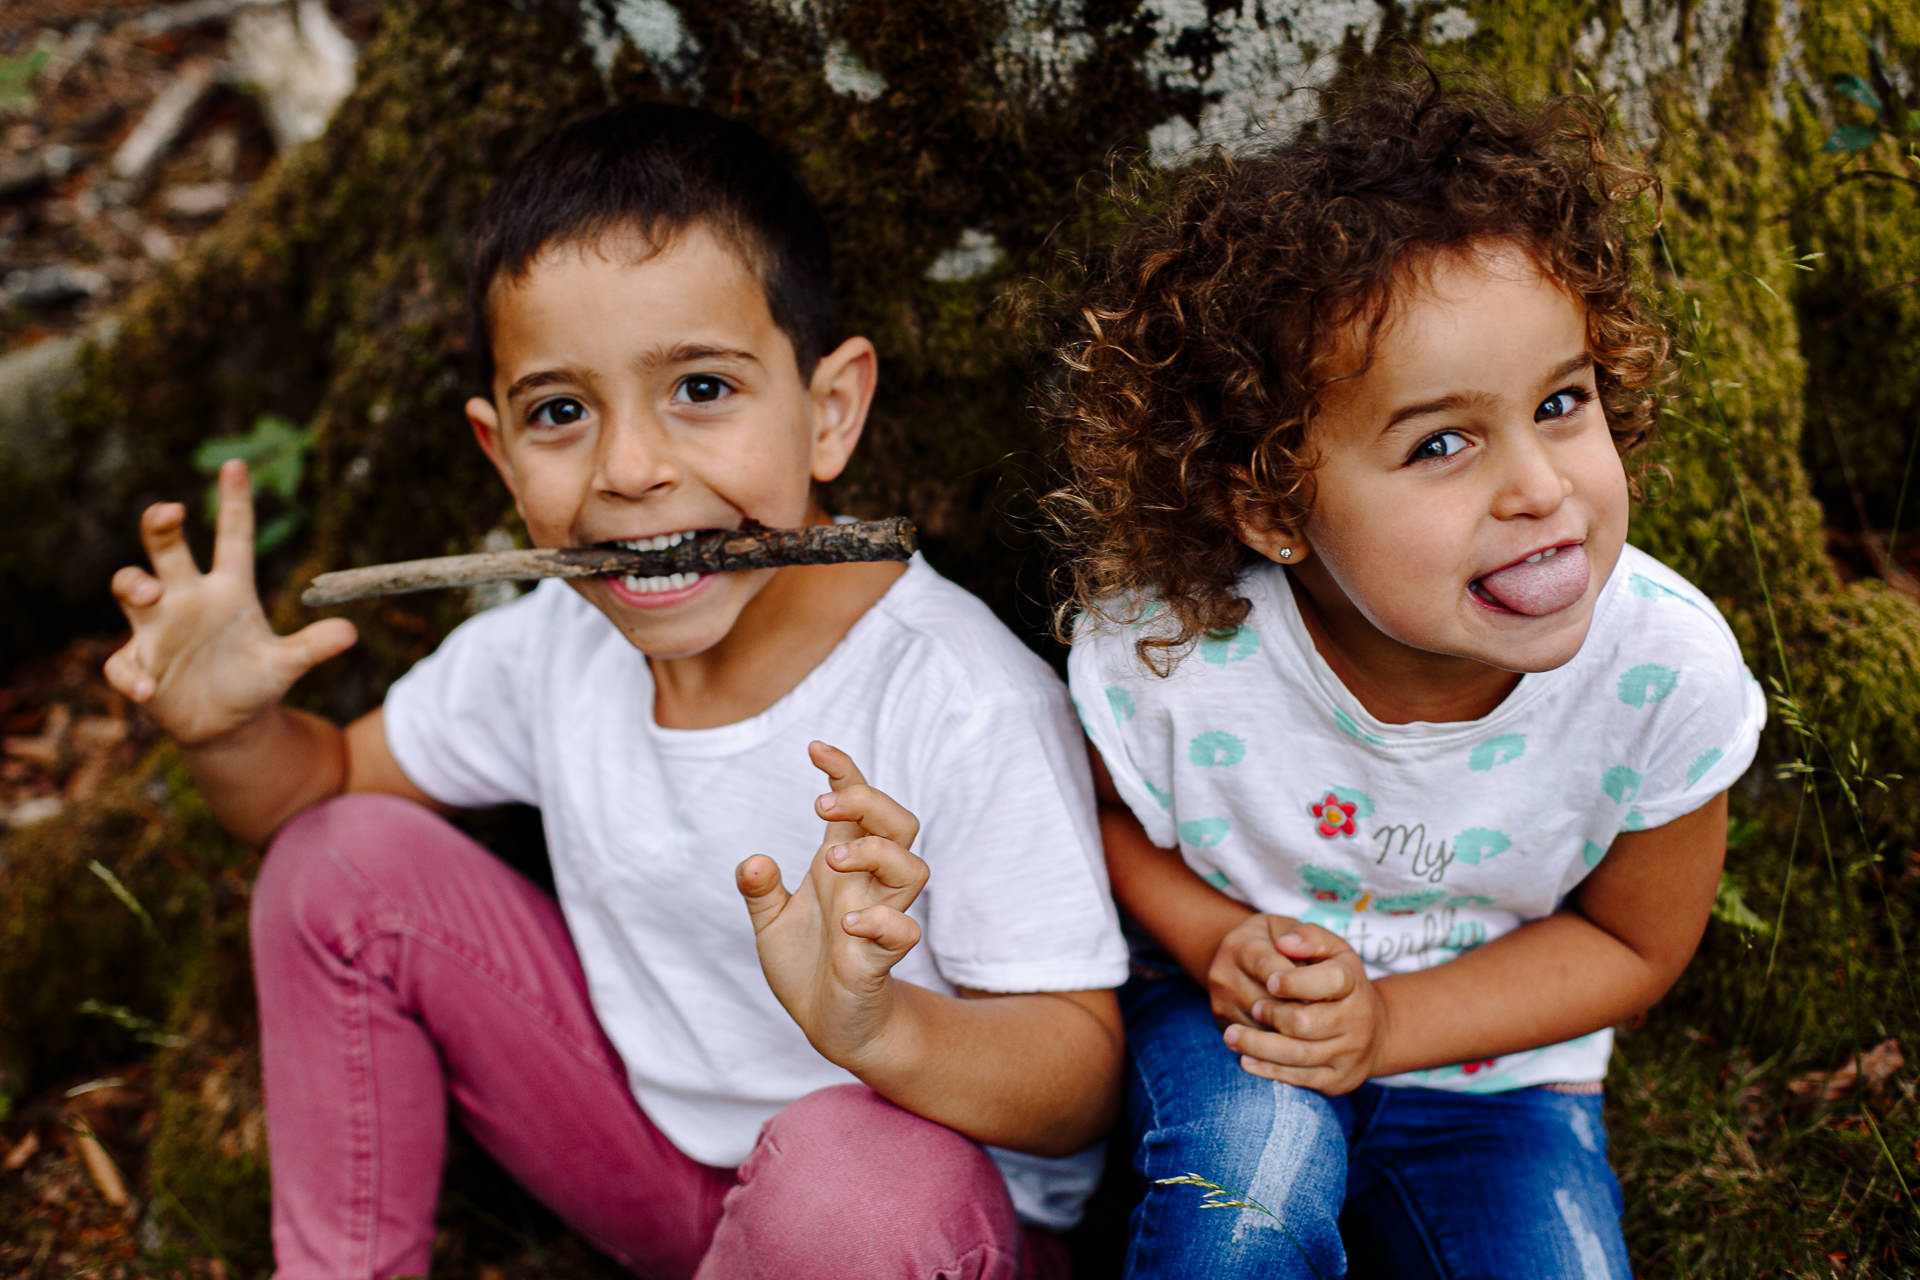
[673,374,733,404]
[1535,387,1592,422]
[529,397,587,428]
[1407,431,1469,464]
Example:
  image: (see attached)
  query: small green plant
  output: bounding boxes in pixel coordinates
[1823,46,1917,153]
[192,413,318,553]
[0,49,49,113]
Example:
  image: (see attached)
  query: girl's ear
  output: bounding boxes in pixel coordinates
[467,396,519,501]
[1234,502,1310,567]
[806,336,878,484]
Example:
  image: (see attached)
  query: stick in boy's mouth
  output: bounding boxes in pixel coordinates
[299,516,917,606]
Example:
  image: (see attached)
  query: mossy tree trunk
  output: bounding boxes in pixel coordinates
[5,0,1917,1272]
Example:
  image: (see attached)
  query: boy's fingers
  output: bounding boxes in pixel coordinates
[111,565,162,612]
[735,855,791,931]
[102,645,155,703]
[276,617,358,675]
[140,501,200,583]
[824,835,927,896]
[840,905,921,958]
[211,460,255,575]
[814,782,919,849]
[1268,958,1356,1003]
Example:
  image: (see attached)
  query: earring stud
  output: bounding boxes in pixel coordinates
[1279,548,1293,561]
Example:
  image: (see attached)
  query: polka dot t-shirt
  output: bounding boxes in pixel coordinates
[1067,544,1765,1092]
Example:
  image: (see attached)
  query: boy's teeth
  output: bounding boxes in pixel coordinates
[615,531,692,551]
[619,571,698,593]
[1522,547,1559,565]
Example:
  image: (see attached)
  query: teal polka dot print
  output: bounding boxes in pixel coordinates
[1452,828,1511,865]
[1179,817,1231,848]
[1468,733,1526,771]
[1105,686,1135,723]
[1328,786,1375,818]
[1617,663,1679,708]
[1600,766,1641,805]
[1199,627,1261,667]
[1332,707,1386,747]
[1188,731,1247,768]
[1686,748,1723,787]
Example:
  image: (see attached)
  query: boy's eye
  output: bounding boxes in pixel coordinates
[1407,431,1469,464]
[1535,387,1592,421]
[529,397,587,428]
[673,374,733,404]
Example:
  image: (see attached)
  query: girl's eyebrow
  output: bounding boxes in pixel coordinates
[1377,352,1595,435]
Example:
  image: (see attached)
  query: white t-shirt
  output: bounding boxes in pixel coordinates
[384,557,1129,1228]
[1067,544,1765,1092]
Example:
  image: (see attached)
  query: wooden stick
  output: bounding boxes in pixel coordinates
[301,518,918,607]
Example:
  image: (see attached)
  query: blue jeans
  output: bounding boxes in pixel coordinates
[1120,972,1632,1280]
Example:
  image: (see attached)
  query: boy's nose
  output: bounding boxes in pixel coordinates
[593,415,678,498]
[1489,430,1573,520]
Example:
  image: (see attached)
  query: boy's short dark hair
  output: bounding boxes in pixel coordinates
[468,103,836,385]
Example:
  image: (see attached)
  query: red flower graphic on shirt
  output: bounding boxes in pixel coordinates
[1461,1059,1497,1075]
[1311,793,1357,838]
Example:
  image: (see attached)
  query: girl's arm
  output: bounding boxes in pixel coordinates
[1368,790,1727,1075]
[737,742,1122,1158]
[1091,748,1303,1031]
[1233,792,1729,1092]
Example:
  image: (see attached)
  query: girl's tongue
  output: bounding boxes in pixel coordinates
[1473,545,1588,616]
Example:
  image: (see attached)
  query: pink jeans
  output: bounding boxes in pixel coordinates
[250,794,1071,1279]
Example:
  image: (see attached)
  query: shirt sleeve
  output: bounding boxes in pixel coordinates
[1065,630,1178,850]
[382,585,550,809]
[914,682,1128,994]
[1616,595,1768,830]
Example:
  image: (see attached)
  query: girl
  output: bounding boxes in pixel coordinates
[1053,66,1765,1279]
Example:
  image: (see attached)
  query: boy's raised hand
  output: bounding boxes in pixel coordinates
[1223,922,1388,1096]
[104,459,357,746]
[735,741,928,1071]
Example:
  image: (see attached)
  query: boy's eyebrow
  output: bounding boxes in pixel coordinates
[1378,353,1595,435]
[502,369,582,403]
[639,343,762,369]
[500,345,763,403]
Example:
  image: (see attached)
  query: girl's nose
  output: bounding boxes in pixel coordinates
[1489,430,1574,521]
[594,413,678,498]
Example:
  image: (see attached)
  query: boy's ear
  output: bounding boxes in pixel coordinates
[805,336,878,484]
[1234,500,1310,567]
[466,396,519,500]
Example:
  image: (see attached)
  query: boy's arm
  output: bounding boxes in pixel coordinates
[180,705,445,846]
[1231,793,1728,1091]
[849,984,1123,1158]
[106,461,443,845]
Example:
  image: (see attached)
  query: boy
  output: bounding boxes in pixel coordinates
[107,104,1125,1279]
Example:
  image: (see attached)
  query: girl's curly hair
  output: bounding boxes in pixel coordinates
[1045,60,1669,672]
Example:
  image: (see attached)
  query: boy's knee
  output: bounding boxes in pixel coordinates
[717,1086,1022,1275]
[251,793,431,946]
